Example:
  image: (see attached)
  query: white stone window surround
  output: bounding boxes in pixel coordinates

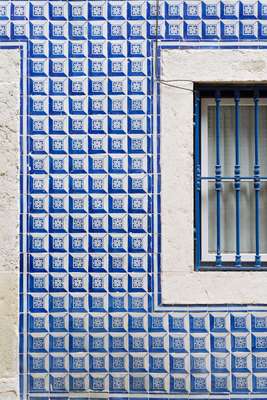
[158,42,267,305]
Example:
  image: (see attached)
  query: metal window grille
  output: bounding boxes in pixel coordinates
[195,85,267,271]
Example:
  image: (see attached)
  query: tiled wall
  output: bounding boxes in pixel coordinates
[1,0,267,398]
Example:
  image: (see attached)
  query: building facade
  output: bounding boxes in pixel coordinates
[1,0,267,399]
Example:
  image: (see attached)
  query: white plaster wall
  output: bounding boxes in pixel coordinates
[160,47,267,304]
[0,50,20,399]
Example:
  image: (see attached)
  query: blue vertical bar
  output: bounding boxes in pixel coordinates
[254,90,261,267]
[234,91,241,267]
[215,91,222,267]
[194,91,201,270]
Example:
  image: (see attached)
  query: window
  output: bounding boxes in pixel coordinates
[195,85,267,270]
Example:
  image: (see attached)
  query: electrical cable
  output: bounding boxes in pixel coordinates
[157,80,195,92]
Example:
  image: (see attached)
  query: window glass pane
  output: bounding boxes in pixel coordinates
[208,105,256,177]
[239,106,254,176]
[221,106,235,177]
[207,105,215,176]
[207,181,267,254]
[239,182,255,254]
[259,105,267,175]
[238,182,267,254]
[208,182,235,253]
[208,105,236,177]
[207,102,267,256]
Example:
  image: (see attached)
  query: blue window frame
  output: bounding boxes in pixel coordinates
[195,85,267,270]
